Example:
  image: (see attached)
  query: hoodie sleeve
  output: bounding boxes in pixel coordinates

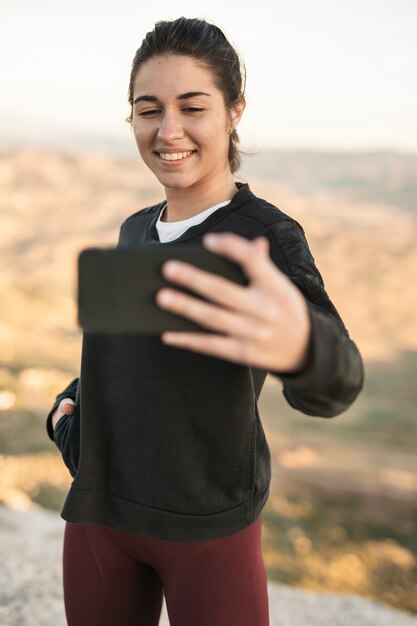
[46,376,80,478]
[263,219,364,418]
[45,220,126,475]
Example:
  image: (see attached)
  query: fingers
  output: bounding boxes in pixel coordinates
[162,330,252,365]
[161,256,252,316]
[60,398,76,414]
[159,234,276,322]
[202,232,276,286]
[257,236,270,254]
[52,398,75,432]
[158,284,257,337]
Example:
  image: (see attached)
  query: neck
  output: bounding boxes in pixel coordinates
[160,171,238,222]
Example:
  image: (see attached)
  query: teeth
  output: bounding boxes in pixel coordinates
[159,151,193,161]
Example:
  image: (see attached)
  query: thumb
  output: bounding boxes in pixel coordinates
[61,398,76,413]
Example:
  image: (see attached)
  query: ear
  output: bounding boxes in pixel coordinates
[230,96,246,128]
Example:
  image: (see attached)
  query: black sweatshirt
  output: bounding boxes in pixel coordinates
[46,181,364,542]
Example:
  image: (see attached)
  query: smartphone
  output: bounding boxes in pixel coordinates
[77,245,249,334]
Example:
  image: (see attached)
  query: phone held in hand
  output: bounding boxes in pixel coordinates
[77,245,249,334]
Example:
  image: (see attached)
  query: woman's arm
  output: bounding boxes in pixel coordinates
[263,219,364,418]
[156,222,364,419]
[46,377,79,440]
[46,376,80,477]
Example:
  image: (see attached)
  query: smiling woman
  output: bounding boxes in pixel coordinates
[127,51,246,221]
[46,15,364,626]
[133,57,238,212]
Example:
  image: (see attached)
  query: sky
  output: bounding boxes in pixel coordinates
[1,0,416,154]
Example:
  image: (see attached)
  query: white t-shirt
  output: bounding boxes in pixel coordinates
[155,200,231,243]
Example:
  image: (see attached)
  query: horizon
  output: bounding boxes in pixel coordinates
[1,134,416,159]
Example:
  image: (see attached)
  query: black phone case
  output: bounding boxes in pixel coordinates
[77,245,249,334]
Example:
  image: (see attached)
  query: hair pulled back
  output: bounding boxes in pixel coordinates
[126,17,247,174]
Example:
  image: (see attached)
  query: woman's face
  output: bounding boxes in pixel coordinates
[131,54,244,191]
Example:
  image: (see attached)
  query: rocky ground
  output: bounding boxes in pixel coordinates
[1,505,416,626]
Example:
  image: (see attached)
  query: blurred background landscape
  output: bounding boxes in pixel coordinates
[0,145,416,614]
[1,0,416,620]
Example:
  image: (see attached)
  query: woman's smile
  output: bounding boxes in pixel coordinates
[154,149,198,165]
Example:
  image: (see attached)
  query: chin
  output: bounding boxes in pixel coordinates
[155,174,198,189]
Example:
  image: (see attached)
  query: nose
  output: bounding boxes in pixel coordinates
[157,110,184,142]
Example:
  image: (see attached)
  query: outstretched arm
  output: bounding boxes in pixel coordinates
[263,219,364,417]
[154,224,364,418]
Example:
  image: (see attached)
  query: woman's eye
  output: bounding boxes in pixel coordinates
[138,110,159,116]
[137,107,204,117]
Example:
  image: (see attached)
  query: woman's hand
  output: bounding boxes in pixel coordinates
[156,232,312,373]
[51,398,76,432]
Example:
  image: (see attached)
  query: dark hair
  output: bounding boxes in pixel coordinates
[126,17,251,174]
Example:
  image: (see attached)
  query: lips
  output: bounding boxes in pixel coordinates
[154,150,197,164]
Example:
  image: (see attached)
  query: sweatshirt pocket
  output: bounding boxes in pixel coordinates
[154,410,257,515]
[53,408,80,479]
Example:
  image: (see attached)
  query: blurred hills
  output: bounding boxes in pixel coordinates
[0,146,416,367]
[240,149,417,213]
[1,146,416,613]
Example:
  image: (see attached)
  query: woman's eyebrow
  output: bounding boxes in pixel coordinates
[133,91,211,105]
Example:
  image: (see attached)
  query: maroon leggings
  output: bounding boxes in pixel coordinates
[62,513,269,626]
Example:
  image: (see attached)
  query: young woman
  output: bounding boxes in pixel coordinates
[46,16,364,626]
